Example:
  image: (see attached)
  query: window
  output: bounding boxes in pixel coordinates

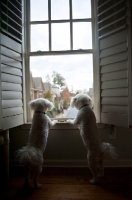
[25,0,93,121]
[24,0,132,127]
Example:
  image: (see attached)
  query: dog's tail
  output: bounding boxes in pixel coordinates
[15,145,43,166]
[100,142,118,159]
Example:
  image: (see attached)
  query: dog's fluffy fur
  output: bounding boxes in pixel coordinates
[16,98,57,188]
[67,93,117,184]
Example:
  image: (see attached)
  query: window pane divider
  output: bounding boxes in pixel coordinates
[29,50,93,56]
[30,18,92,25]
[48,0,51,51]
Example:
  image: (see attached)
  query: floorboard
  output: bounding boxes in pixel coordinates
[0,167,132,200]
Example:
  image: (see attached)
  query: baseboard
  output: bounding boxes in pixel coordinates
[10,159,132,168]
[43,159,132,168]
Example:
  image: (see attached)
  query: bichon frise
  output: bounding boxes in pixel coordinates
[16,98,57,188]
[67,93,117,184]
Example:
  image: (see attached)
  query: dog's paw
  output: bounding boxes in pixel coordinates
[89,178,98,184]
[34,183,41,189]
[52,120,58,125]
[67,119,73,124]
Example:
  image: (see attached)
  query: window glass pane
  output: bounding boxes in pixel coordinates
[51,0,69,20]
[52,23,70,50]
[72,0,91,19]
[73,22,92,50]
[30,0,48,21]
[30,54,93,118]
[31,25,49,51]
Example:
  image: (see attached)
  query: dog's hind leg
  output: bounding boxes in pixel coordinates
[24,164,30,187]
[98,156,104,177]
[87,154,99,184]
[33,166,42,189]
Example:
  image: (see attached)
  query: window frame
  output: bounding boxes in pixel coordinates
[23,0,100,124]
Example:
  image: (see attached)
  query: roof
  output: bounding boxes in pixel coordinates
[43,82,51,91]
[33,77,44,89]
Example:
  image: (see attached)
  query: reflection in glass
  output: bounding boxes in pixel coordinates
[52,23,70,50]
[31,25,49,51]
[72,0,91,19]
[51,0,69,20]
[30,0,48,21]
[73,22,92,50]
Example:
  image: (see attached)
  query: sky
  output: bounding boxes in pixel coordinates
[30,0,93,92]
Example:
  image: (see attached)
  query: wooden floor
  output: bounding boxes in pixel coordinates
[0,167,132,200]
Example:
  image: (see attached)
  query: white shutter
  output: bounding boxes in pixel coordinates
[96,0,131,127]
[0,0,24,130]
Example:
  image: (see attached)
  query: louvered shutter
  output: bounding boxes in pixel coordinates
[0,0,24,130]
[97,0,131,127]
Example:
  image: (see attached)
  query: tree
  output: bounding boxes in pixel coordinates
[44,89,52,102]
[52,71,66,87]
[45,74,51,83]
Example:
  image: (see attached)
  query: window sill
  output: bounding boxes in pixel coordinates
[20,122,105,130]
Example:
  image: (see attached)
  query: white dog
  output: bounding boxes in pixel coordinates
[67,93,117,184]
[16,98,57,188]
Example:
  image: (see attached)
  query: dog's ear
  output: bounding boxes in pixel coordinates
[28,100,36,110]
[47,102,54,111]
[70,97,77,108]
[87,96,92,108]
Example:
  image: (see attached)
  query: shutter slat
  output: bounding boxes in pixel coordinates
[1,33,22,53]
[101,61,127,73]
[100,42,127,58]
[3,107,23,117]
[2,91,22,100]
[100,29,127,50]
[2,82,22,91]
[2,99,23,109]
[2,114,24,130]
[1,73,22,84]
[100,51,127,66]
[101,97,128,105]
[1,64,22,76]
[101,79,128,89]
[101,88,128,97]
[101,113,128,127]
[101,69,128,81]
[1,55,22,69]
[102,105,127,114]
[1,46,21,61]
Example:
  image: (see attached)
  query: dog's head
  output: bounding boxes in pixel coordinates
[29,98,54,112]
[70,93,92,110]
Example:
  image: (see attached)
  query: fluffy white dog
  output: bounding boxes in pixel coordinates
[16,98,57,188]
[67,93,117,184]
